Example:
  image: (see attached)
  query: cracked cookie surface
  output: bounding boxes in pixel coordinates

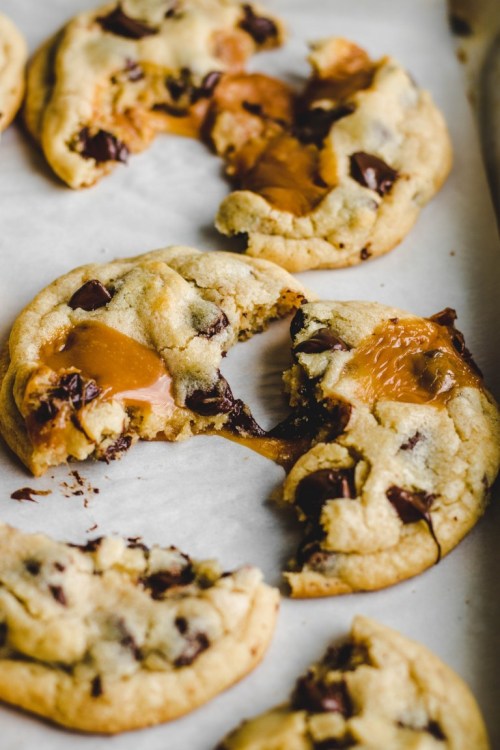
[24,0,284,187]
[216,616,490,750]
[0,13,27,132]
[276,301,500,596]
[0,245,307,476]
[214,38,452,271]
[0,523,278,733]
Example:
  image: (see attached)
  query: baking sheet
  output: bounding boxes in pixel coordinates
[1,0,500,747]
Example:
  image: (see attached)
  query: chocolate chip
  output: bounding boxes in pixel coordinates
[239,4,278,45]
[386,485,441,560]
[35,399,59,424]
[175,616,188,634]
[185,375,235,416]
[69,279,113,311]
[90,675,103,697]
[142,558,194,599]
[70,536,103,553]
[166,67,192,101]
[165,3,180,19]
[152,102,189,117]
[197,310,229,338]
[292,674,352,716]
[295,328,350,355]
[197,71,222,98]
[426,720,446,740]
[0,623,7,647]
[296,468,356,522]
[127,540,149,552]
[49,585,67,606]
[174,631,210,667]
[227,403,266,438]
[429,308,482,377]
[51,373,101,410]
[242,100,263,116]
[101,434,133,462]
[415,350,456,395]
[79,128,129,163]
[324,642,368,672]
[429,307,457,328]
[350,152,398,196]
[97,5,157,39]
[295,104,355,147]
[360,247,371,261]
[290,307,308,339]
[119,627,142,660]
[400,431,423,451]
[54,562,66,572]
[449,13,473,36]
[25,559,41,575]
[314,738,355,749]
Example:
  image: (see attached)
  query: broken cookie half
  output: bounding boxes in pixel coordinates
[275,301,500,596]
[0,523,278,733]
[0,246,307,476]
[214,38,452,271]
[216,616,490,749]
[0,13,27,133]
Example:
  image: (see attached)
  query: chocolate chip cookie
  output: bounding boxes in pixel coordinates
[24,0,285,187]
[0,245,307,476]
[215,38,453,271]
[0,522,278,732]
[0,13,27,132]
[276,301,500,596]
[216,616,490,749]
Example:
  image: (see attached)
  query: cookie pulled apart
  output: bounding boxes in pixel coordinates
[277,302,500,596]
[24,0,284,187]
[214,38,452,271]
[216,616,490,749]
[0,246,307,476]
[0,523,278,732]
[0,13,27,132]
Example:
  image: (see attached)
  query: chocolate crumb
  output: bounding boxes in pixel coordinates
[400,431,423,451]
[11,487,51,503]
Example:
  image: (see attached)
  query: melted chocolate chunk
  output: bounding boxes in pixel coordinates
[386,485,441,560]
[166,67,192,101]
[35,399,59,424]
[426,720,446,740]
[296,468,356,522]
[24,559,41,576]
[350,152,398,196]
[174,631,210,667]
[415,350,456,395]
[49,585,67,606]
[242,100,263,116]
[324,642,368,672]
[239,4,278,45]
[197,70,222,98]
[102,434,133,462]
[142,559,194,599]
[292,674,352,716]
[295,328,350,355]
[295,104,355,148]
[429,308,483,377]
[119,624,142,660]
[51,373,102,410]
[97,5,157,39]
[68,279,113,311]
[290,307,307,338]
[197,310,229,338]
[314,739,355,750]
[186,374,265,436]
[360,247,371,261]
[90,675,103,697]
[0,622,7,647]
[152,102,189,117]
[79,128,129,164]
[400,431,423,451]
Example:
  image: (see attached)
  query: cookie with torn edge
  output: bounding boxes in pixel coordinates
[0,523,278,732]
[216,615,490,750]
[273,301,500,596]
[24,0,284,187]
[0,246,307,476]
[0,13,27,132]
[214,38,452,271]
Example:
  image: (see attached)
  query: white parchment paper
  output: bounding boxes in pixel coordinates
[1,0,500,747]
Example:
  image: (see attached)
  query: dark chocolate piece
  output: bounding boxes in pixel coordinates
[68,279,113,311]
[350,152,398,196]
[51,373,102,410]
[195,71,222,99]
[386,485,441,560]
[142,554,194,599]
[360,247,371,261]
[314,738,355,749]
[429,307,482,377]
[239,4,278,45]
[165,67,192,101]
[294,328,350,355]
[185,374,265,436]
[290,307,307,338]
[324,642,368,672]
[0,623,7,647]
[197,310,229,338]
[296,468,356,522]
[90,675,103,697]
[174,631,210,667]
[426,720,446,740]
[449,13,473,36]
[295,104,355,148]
[24,559,41,575]
[79,128,129,163]
[292,674,352,716]
[34,400,58,424]
[10,487,51,503]
[49,585,67,606]
[97,5,157,39]
[102,434,133,462]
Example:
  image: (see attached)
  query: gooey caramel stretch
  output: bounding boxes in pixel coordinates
[41,321,174,410]
[343,318,483,406]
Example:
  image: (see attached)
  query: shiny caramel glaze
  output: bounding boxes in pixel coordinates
[218,430,310,470]
[40,321,173,409]
[344,318,483,406]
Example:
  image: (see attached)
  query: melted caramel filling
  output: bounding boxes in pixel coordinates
[218,431,310,470]
[40,321,173,409]
[344,318,483,406]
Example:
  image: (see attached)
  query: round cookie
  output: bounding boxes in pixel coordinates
[214,38,453,271]
[0,523,278,733]
[24,0,285,188]
[216,615,490,750]
[0,246,307,476]
[276,301,500,596]
[0,13,27,132]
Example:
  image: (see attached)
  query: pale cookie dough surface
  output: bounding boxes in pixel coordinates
[24,0,285,188]
[215,38,452,271]
[0,523,278,733]
[277,301,500,596]
[216,615,490,750]
[0,245,307,476]
[0,13,27,132]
